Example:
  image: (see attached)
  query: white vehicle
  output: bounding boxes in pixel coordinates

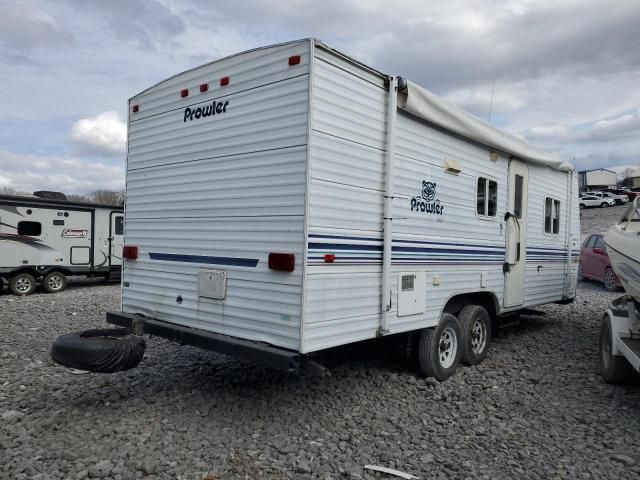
[579,194,615,209]
[0,193,124,295]
[592,191,628,205]
[600,199,640,383]
[103,39,580,379]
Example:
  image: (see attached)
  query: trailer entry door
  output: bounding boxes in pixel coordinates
[504,159,528,307]
[110,213,124,266]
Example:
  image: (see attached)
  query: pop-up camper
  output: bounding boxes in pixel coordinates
[76,39,578,379]
[0,194,123,295]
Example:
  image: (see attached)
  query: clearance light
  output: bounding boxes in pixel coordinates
[288,55,301,66]
[132,105,139,113]
[180,88,189,98]
[200,83,208,92]
[122,246,139,261]
[324,254,336,263]
[220,76,230,86]
[268,253,295,272]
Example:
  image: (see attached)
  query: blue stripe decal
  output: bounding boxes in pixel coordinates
[307,234,578,265]
[149,252,258,267]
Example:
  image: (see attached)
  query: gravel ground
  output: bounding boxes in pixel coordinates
[2,211,640,480]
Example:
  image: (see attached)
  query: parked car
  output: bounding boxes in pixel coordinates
[579,195,615,209]
[579,234,621,291]
[591,191,628,205]
[604,188,637,201]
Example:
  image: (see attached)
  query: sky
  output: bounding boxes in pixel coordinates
[1,0,639,194]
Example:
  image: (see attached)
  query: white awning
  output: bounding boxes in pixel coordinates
[397,80,574,173]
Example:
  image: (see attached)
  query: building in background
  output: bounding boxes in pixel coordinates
[578,168,617,192]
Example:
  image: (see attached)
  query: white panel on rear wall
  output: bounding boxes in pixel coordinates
[128,75,309,170]
[123,41,311,351]
[131,41,311,122]
[123,216,304,349]
[126,146,307,219]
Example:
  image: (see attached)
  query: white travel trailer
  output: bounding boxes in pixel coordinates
[107,39,579,379]
[0,194,124,295]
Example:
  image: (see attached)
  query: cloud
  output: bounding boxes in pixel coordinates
[0,2,73,51]
[0,150,124,194]
[0,0,639,175]
[69,111,127,157]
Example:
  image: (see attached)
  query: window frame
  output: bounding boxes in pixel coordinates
[475,175,498,220]
[543,196,561,236]
[17,221,42,236]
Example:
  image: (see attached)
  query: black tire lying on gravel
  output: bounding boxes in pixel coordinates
[51,328,146,373]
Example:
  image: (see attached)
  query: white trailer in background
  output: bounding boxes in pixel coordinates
[0,194,124,295]
[107,39,579,379]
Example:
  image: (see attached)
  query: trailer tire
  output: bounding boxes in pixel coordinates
[418,314,461,381]
[9,273,36,296]
[51,328,146,373]
[600,314,633,384]
[42,271,68,293]
[458,305,492,366]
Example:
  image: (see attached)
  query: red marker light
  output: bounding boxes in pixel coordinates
[220,76,230,87]
[268,253,295,272]
[180,88,189,97]
[199,83,208,92]
[132,105,139,113]
[122,246,139,261]
[324,254,336,263]
[288,55,301,66]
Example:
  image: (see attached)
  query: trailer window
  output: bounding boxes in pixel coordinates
[545,197,560,234]
[477,177,497,217]
[18,221,42,236]
[114,216,124,235]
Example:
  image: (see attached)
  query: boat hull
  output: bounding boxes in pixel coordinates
[605,229,640,301]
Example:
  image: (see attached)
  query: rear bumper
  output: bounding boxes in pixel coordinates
[106,311,300,372]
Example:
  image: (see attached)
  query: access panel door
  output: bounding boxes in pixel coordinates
[504,159,529,307]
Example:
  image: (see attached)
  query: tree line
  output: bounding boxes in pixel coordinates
[0,187,125,206]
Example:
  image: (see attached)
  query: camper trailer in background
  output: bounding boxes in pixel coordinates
[0,194,123,295]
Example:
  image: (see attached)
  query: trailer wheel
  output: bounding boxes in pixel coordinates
[603,268,618,292]
[9,273,36,296]
[600,313,633,384]
[577,264,584,283]
[42,271,68,293]
[458,305,492,366]
[51,328,146,373]
[418,313,461,381]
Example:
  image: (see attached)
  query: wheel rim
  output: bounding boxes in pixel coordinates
[604,270,615,290]
[48,275,63,290]
[438,327,457,368]
[470,318,487,355]
[15,277,31,293]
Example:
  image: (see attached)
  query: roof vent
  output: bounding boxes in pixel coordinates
[33,191,67,200]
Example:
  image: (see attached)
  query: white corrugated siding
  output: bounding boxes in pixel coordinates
[122,40,311,351]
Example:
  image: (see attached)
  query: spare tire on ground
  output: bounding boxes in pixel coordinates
[51,328,146,373]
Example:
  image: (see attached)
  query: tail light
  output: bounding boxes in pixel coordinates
[288,55,301,66]
[324,254,336,263]
[122,246,139,261]
[180,88,189,98]
[199,83,208,92]
[268,253,295,272]
[220,76,230,86]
